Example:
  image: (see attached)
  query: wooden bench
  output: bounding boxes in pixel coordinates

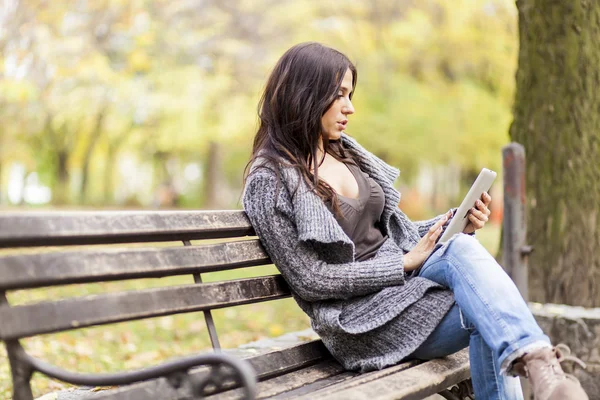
[0,210,473,400]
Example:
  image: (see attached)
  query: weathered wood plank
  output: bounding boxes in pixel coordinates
[211,360,348,399]
[303,348,470,400]
[92,341,332,400]
[287,358,421,399]
[0,275,290,339]
[266,371,356,400]
[0,210,254,248]
[0,240,269,290]
[245,340,332,381]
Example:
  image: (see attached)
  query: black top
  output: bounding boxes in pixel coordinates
[328,158,388,261]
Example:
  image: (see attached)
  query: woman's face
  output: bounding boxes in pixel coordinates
[321,68,355,141]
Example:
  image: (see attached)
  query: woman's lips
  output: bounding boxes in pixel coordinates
[337,121,347,129]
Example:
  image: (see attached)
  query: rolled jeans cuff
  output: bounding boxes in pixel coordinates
[500,340,553,376]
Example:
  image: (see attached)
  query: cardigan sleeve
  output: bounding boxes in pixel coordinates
[243,173,406,302]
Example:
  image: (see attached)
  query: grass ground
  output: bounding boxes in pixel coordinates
[0,223,501,399]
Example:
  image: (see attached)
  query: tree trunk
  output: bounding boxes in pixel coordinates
[510,0,600,306]
[0,160,3,205]
[79,110,106,204]
[103,145,116,205]
[102,124,134,205]
[54,150,70,205]
[202,141,226,209]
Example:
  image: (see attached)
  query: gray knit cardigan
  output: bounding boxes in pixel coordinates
[242,133,455,372]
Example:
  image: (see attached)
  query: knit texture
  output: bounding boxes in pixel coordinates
[242,133,455,372]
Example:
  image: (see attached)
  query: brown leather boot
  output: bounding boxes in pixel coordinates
[510,344,588,400]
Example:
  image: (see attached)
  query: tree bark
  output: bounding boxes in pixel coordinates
[54,150,70,205]
[0,159,3,205]
[102,124,135,205]
[202,140,226,209]
[103,144,116,205]
[79,108,106,204]
[510,0,600,306]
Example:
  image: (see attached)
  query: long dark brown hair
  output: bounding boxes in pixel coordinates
[243,42,358,216]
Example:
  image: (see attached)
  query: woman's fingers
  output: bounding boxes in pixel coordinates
[411,212,454,267]
[481,192,492,207]
[470,206,489,221]
[463,198,491,233]
[430,226,442,242]
[475,199,491,216]
[435,214,449,230]
[428,218,444,235]
[427,225,441,242]
[468,213,486,229]
[426,214,448,242]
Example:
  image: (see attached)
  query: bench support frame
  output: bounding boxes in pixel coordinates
[439,379,475,400]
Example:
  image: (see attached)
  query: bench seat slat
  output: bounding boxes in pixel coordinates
[211,360,348,400]
[0,240,269,290]
[0,210,254,248]
[267,370,357,400]
[93,340,331,400]
[0,275,290,340]
[303,348,470,400]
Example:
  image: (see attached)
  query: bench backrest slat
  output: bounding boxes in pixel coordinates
[0,240,269,290]
[0,210,254,248]
[0,275,290,340]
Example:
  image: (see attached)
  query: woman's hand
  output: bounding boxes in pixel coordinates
[463,192,492,234]
[403,210,453,272]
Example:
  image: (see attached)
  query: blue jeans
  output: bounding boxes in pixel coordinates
[409,234,550,400]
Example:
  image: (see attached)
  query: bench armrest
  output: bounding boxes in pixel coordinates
[17,347,256,399]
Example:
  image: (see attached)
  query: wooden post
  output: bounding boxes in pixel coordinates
[502,143,529,301]
[502,143,532,399]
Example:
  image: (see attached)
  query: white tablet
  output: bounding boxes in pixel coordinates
[438,168,497,243]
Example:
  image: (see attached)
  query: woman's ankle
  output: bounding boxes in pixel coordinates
[509,344,588,400]
[500,340,553,376]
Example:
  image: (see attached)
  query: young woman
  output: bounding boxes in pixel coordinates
[242,42,587,400]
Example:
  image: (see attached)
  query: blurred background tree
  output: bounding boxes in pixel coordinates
[0,0,517,217]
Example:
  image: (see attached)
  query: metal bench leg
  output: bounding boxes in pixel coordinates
[438,379,475,400]
[6,341,34,400]
[2,292,34,400]
[183,240,222,352]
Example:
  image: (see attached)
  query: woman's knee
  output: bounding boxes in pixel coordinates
[448,233,479,249]
[446,234,492,261]
[444,233,503,274]
[443,234,477,261]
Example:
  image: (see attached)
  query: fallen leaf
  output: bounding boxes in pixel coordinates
[91,386,118,392]
[34,393,58,400]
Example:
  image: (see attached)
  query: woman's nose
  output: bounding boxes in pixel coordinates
[343,100,355,115]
